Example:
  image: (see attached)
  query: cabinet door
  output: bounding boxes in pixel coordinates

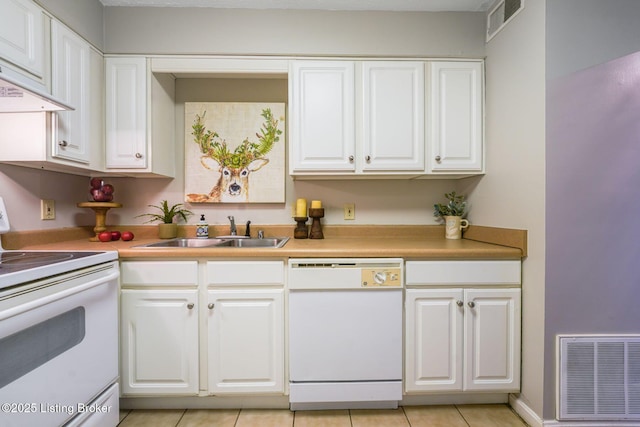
[120,289,199,395]
[207,289,284,394]
[429,61,483,172]
[289,61,355,172]
[464,288,521,391]
[51,21,90,164]
[105,56,147,169]
[405,289,464,392]
[0,0,44,79]
[362,61,424,172]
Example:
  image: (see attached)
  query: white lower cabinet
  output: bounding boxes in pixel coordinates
[120,260,200,396]
[119,259,285,398]
[405,260,521,394]
[207,289,284,394]
[120,289,199,395]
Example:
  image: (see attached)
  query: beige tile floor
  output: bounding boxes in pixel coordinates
[118,404,529,426]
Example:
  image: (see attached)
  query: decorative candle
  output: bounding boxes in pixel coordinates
[295,198,307,217]
[310,200,322,209]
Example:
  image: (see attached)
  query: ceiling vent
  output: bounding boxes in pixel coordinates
[557,335,640,421]
[486,0,524,42]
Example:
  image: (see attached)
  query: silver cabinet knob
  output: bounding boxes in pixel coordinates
[348,155,354,163]
[58,140,68,147]
[208,303,215,310]
[467,301,475,308]
[365,155,371,162]
[435,155,441,162]
[187,303,194,310]
[456,300,464,307]
[135,152,143,159]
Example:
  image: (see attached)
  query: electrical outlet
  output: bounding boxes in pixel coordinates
[344,203,355,220]
[41,199,55,220]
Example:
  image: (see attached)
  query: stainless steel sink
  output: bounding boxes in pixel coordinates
[136,237,289,249]
[136,238,229,248]
[215,237,289,248]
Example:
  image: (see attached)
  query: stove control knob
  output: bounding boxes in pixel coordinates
[373,271,387,285]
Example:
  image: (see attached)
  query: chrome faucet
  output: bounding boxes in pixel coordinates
[227,216,237,236]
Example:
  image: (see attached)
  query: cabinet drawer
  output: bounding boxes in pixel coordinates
[406,260,520,286]
[206,261,284,285]
[121,261,198,286]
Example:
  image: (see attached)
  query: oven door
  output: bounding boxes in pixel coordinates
[0,264,119,427]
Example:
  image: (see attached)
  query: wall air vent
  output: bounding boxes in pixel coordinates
[486,0,524,42]
[557,335,640,421]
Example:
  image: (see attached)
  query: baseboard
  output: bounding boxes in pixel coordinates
[543,422,640,427]
[509,394,544,427]
[508,395,640,427]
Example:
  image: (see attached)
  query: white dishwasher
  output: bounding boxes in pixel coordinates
[288,258,403,410]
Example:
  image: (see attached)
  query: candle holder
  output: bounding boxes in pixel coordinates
[77,201,123,241]
[308,208,325,239]
[293,216,309,239]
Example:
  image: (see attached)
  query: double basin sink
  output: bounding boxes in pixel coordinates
[137,236,289,249]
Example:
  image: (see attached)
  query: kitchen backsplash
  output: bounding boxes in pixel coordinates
[0,163,467,232]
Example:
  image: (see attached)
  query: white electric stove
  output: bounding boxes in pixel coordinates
[0,196,120,427]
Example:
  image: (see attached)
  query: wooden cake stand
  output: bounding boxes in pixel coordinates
[77,202,123,241]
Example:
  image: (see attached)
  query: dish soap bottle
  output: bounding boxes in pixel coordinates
[196,214,209,238]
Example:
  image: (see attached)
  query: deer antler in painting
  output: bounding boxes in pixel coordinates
[187,108,282,203]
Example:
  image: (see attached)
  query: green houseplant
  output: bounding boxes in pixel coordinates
[433,191,467,218]
[137,200,193,239]
[433,192,469,240]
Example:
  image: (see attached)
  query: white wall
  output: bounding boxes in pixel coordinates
[466,1,546,419]
[544,0,640,420]
[36,0,104,50]
[103,8,486,57]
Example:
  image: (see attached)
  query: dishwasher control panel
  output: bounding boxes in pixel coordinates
[361,268,402,287]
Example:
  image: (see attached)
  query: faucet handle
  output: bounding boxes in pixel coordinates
[258,230,264,239]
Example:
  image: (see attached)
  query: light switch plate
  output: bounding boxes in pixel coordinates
[41,199,56,220]
[344,203,355,220]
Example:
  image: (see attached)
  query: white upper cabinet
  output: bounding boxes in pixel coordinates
[105,56,175,177]
[105,56,147,169]
[290,59,483,178]
[289,60,425,177]
[0,15,104,176]
[362,61,424,172]
[51,21,90,164]
[289,61,356,173]
[0,0,45,81]
[428,61,484,173]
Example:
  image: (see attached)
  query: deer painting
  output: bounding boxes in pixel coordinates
[186,108,282,203]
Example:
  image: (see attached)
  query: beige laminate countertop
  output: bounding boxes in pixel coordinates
[6,225,526,260]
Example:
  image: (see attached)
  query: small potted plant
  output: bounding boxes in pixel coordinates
[137,200,193,239]
[433,191,469,240]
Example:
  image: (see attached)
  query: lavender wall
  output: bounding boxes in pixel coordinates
[545,50,640,418]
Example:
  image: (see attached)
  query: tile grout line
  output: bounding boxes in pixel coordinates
[233,408,242,427]
[174,408,187,427]
[454,404,473,427]
[401,406,412,426]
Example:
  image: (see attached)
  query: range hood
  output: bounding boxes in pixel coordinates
[0,69,73,113]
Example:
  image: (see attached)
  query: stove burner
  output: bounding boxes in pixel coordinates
[0,252,102,274]
[0,252,75,267]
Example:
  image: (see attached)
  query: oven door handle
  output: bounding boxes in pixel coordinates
[0,270,119,321]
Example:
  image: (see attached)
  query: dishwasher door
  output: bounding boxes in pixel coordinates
[289,288,402,382]
[288,259,403,409]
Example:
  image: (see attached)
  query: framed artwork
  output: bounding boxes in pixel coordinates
[184,102,285,203]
